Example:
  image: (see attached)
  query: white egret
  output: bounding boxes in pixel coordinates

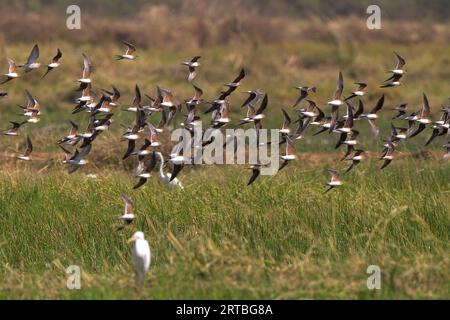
[128,231,151,288]
[155,152,184,189]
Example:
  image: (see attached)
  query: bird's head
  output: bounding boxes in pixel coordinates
[128,231,145,243]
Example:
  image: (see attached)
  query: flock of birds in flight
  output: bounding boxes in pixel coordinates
[1,42,449,286]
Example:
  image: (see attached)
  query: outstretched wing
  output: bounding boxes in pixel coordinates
[27,44,39,64]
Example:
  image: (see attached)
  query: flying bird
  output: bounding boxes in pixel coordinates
[337,101,354,134]
[240,94,267,125]
[160,87,177,109]
[279,108,291,134]
[324,169,342,193]
[287,115,310,141]
[345,82,367,101]
[16,136,33,161]
[409,93,432,138]
[155,152,184,189]
[182,56,201,82]
[131,139,153,158]
[340,130,359,161]
[300,99,319,118]
[362,94,385,137]
[380,73,403,88]
[117,193,136,230]
[20,90,41,118]
[241,89,264,109]
[19,44,40,72]
[390,125,408,142]
[76,83,92,103]
[279,136,296,171]
[327,72,344,107]
[1,58,20,84]
[380,140,395,169]
[168,147,188,184]
[212,100,231,127]
[133,151,157,189]
[76,54,92,84]
[116,41,137,60]
[392,103,408,119]
[424,107,448,146]
[335,102,354,149]
[345,149,365,174]
[381,52,406,87]
[67,144,92,174]
[386,52,406,76]
[42,48,62,78]
[92,95,113,115]
[223,68,245,94]
[103,86,121,107]
[425,125,440,146]
[186,84,204,107]
[352,99,365,120]
[57,121,80,145]
[204,91,230,114]
[3,121,27,136]
[328,72,344,131]
[291,86,316,108]
[94,113,114,132]
[247,164,268,186]
[309,106,325,126]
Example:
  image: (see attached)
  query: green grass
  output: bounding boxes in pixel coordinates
[0,160,448,299]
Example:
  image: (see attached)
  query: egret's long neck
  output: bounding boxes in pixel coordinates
[156,152,165,178]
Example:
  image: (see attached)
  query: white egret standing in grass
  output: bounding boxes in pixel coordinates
[128,231,151,288]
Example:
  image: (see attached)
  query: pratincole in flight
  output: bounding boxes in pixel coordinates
[57,121,80,146]
[116,41,137,61]
[362,94,385,137]
[291,86,316,108]
[42,48,62,78]
[133,151,157,189]
[344,149,365,174]
[240,89,264,109]
[279,136,296,171]
[117,193,136,230]
[345,82,367,101]
[66,144,92,174]
[246,164,269,186]
[328,72,344,132]
[182,56,201,82]
[223,68,245,95]
[76,54,92,85]
[16,135,33,161]
[324,168,342,193]
[381,52,406,88]
[3,121,27,136]
[380,140,396,170]
[1,58,20,85]
[19,44,40,72]
[409,93,432,138]
[392,103,408,119]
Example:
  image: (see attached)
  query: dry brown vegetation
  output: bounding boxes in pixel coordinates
[0,4,449,50]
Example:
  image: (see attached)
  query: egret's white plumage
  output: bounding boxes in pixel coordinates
[128,231,151,288]
[155,152,184,189]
